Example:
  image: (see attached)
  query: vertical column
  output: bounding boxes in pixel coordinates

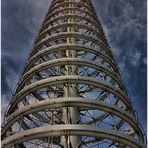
[61,0,81,147]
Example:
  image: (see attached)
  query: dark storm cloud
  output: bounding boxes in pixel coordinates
[2,0,51,94]
[2,0,146,133]
[1,0,51,119]
[93,0,147,131]
[2,54,19,94]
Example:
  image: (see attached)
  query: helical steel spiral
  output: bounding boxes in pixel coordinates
[1,0,146,147]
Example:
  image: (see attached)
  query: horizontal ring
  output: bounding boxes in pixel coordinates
[42,14,100,33]
[2,124,145,148]
[49,1,94,16]
[39,22,105,43]
[33,32,110,55]
[2,98,138,136]
[2,98,139,136]
[16,58,124,92]
[28,44,114,73]
[8,75,133,114]
[46,7,96,24]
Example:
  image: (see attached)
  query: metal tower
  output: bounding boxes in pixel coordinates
[1,0,146,147]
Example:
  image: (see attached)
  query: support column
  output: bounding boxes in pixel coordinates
[61,0,81,147]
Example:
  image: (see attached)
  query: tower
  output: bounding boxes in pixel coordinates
[1,0,146,147]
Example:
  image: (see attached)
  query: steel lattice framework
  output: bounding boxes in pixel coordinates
[1,0,146,147]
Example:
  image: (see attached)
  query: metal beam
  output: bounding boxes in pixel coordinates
[2,97,141,137]
[8,75,133,113]
[2,124,145,148]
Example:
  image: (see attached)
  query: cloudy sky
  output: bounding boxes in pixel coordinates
[2,0,147,133]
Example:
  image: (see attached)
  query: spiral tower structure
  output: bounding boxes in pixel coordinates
[2,0,146,147]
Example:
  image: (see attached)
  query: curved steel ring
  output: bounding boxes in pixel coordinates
[49,1,94,16]
[2,124,145,148]
[8,75,133,113]
[39,22,105,43]
[33,32,110,55]
[16,58,124,92]
[28,44,115,72]
[46,7,96,23]
[2,98,141,137]
[42,14,100,33]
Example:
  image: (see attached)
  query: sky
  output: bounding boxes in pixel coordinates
[1,0,147,135]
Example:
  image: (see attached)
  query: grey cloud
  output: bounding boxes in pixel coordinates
[1,0,51,120]
[93,0,147,131]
